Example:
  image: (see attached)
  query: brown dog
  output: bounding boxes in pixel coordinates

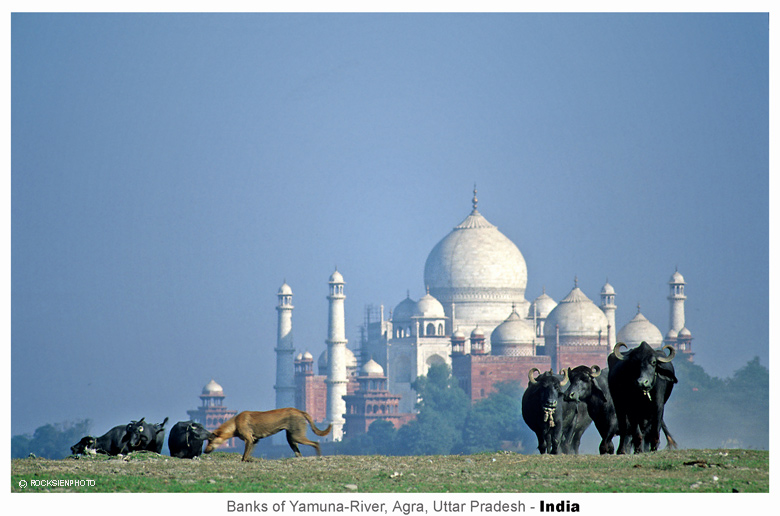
[204,408,332,461]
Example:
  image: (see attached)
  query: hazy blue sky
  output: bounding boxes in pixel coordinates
[11,13,768,437]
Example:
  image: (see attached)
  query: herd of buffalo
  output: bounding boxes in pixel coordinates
[523,341,678,455]
[69,340,678,460]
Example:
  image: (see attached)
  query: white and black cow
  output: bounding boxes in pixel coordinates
[71,424,131,456]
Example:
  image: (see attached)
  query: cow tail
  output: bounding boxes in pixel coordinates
[661,420,678,450]
[302,410,332,436]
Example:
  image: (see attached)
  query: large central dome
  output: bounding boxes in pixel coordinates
[423,190,528,342]
[424,201,527,300]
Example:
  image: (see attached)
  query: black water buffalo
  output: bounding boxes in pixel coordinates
[124,417,169,453]
[564,365,619,454]
[168,421,214,459]
[522,368,570,454]
[71,425,131,456]
[608,342,677,454]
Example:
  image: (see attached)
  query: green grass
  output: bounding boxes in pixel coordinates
[11,449,768,493]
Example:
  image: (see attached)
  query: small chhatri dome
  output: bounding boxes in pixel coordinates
[329,269,344,283]
[529,289,557,318]
[295,353,303,361]
[202,379,224,396]
[361,359,385,376]
[616,305,663,348]
[543,284,609,338]
[670,269,685,284]
[678,327,692,338]
[318,347,358,374]
[452,327,466,339]
[601,281,615,295]
[278,282,293,295]
[392,293,417,322]
[491,308,536,354]
[415,291,446,318]
[471,325,485,338]
[303,351,313,360]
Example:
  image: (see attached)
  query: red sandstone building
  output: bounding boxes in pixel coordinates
[186,379,238,449]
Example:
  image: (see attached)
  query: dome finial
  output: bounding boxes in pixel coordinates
[574,275,579,288]
[637,303,641,314]
[472,184,478,212]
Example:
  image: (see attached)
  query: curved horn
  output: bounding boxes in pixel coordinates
[658,344,676,363]
[559,368,569,387]
[613,342,628,361]
[528,368,540,385]
[589,365,602,378]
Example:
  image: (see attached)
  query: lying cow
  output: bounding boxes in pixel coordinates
[608,342,677,454]
[71,424,131,456]
[124,417,169,453]
[205,408,332,461]
[168,421,214,459]
[522,368,570,454]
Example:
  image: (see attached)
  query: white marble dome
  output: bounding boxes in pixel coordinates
[617,309,663,348]
[491,309,536,355]
[329,269,344,283]
[202,379,224,396]
[415,292,446,318]
[670,270,685,284]
[361,359,385,376]
[423,192,529,334]
[529,290,558,319]
[544,286,609,340]
[424,209,527,299]
[278,282,293,295]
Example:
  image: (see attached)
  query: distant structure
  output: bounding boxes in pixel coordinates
[186,379,238,448]
[664,269,694,360]
[343,360,414,436]
[275,188,694,435]
[324,269,349,441]
[274,282,296,409]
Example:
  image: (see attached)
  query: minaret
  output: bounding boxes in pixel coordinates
[274,281,296,410]
[325,268,348,441]
[600,279,617,348]
[665,268,688,348]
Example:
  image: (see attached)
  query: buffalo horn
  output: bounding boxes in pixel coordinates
[559,368,569,387]
[612,342,628,361]
[528,368,540,385]
[589,365,601,378]
[658,345,676,363]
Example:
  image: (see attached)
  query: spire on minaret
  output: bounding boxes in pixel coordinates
[574,275,579,288]
[472,184,478,212]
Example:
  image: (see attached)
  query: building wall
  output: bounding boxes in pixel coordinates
[452,354,553,402]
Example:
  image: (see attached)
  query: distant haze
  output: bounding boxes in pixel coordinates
[11,13,768,437]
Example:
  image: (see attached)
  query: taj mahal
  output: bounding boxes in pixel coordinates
[273,189,693,441]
